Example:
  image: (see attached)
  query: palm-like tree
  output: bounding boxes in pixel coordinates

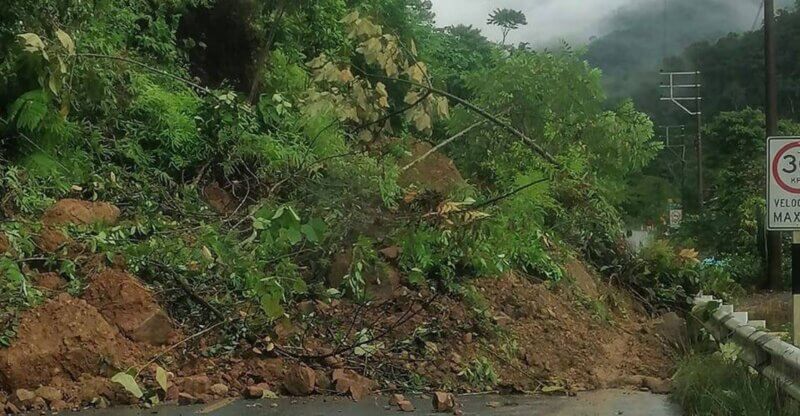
[487,8,528,45]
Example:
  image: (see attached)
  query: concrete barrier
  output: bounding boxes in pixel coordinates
[691,295,800,402]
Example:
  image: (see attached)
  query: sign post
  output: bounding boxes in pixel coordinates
[767,137,800,345]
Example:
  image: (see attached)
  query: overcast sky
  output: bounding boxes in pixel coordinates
[429,0,768,46]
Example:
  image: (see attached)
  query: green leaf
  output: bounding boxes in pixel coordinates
[155,365,169,392]
[300,224,318,243]
[111,372,144,399]
[260,294,284,320]
[284,227,302,245]
[18,33,44,52]
[55,29,75,55]
[8,90,48,131]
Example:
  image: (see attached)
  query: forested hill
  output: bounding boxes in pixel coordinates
[584,0,787,103]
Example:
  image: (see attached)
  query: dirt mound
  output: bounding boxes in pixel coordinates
[83,269,176,345]
[42,199,120,227]
[0,294,139,390]
[468,272,672,391]
[399,141,465,194]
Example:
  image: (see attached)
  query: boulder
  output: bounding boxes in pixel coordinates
[34,386,63,403]
[432,391,455,412]
[83,269,174,345]
[284,365,316,396]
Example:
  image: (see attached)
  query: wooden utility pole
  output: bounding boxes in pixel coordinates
[765,0,783,289]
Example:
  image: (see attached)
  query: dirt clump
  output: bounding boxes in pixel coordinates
[400,141,465,194]
[83,269,176,345]
[0,232,10,254]
[33,272,67,291]
[0,293,139,391]
[41,199,120,227]
[35,227,72,253]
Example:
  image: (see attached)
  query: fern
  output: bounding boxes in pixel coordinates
[8,89,48,132]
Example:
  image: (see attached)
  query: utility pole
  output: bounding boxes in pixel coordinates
[660,125,687,190]
[765,0,783,290]
[660,71,703,209]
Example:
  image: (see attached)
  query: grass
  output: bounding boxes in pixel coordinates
[672,350,797,416]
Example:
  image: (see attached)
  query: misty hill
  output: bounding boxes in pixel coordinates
[585,0,792,102]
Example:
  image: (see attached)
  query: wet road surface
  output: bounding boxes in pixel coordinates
[62,389,681,416]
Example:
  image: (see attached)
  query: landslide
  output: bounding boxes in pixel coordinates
[0,148,677,414]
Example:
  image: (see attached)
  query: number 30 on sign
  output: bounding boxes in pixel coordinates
[768,137,800,230]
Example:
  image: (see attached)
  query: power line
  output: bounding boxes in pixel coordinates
[752,0,765,31]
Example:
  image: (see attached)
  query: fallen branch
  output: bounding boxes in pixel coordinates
[471,177,550,210]
[275,293,438,361]
[77,53,211,94]
[136,319,228,375]
[353,67,561,168]
[401,119,486,172]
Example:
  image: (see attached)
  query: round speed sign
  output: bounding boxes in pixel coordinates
[768,137,800,230]
[772,141,800,194]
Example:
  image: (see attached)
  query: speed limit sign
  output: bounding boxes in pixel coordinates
[768,137,800,230]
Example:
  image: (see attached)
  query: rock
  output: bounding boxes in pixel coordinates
[202,183,235,214]
[397,399,415,412]
[432,392,455,412]
[245,383,271,399]
[42,199,120,226]
[643,377,672,394]
[332,369,376,402]
[178,392,197,405]
[284,365,316,396]
[297,301,316,315]
[179,375,211,397]
[49,399,69,412]
[50,400,69,413]
[4,402,21,414]
[327,251,352,288]
[34,386,63,403]
[210,383,229,396]
[77,375,114,404]
[315,370,332,392]
[378,246,401,260]
[165,386,180,402]
[13,389,35,406]
[30,396,47,410]
[389,394,406,406]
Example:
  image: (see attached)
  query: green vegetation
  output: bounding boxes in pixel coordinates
[0,0,736,365]
[673,349,795,416]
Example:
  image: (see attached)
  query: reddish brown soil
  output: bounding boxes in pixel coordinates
[399,141,465,194]
[0,294,141,391]
[202,182,235,214]
[83,269,177,346]
[0,199,676,413]
[41,199,120,226]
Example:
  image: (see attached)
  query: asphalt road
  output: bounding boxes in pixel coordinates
[63,390,681,416]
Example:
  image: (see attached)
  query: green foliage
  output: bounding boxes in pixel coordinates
[673,352,794,416]
[459,357,499,390]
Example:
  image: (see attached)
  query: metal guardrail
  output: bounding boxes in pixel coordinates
[691,295,800,401]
